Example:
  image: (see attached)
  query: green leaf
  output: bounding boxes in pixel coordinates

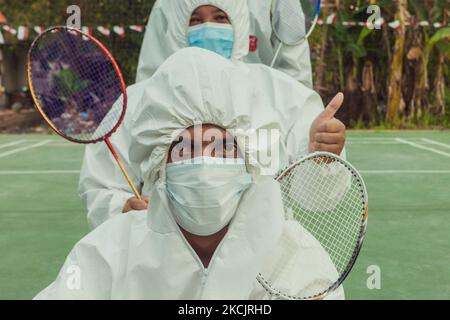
[53,69,89,97]
[436,41,450,57]
[426,27,450,54]
[357,27,374,46]
[408,0,429,21]
[346,43,367,58]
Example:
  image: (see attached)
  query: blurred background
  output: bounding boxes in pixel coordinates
[0,0,448,132]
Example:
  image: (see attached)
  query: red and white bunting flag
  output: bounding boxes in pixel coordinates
[97,26,111,37]
[326,13,336,25]
[82,26,93,36]
[17,26,29,41]
[0,12,7,24]
[343,21,357,26]
[34,26,44,34]
[80,27,92,41]
[113,26,125,38]
[2,25,17,35]
[375,17,385,28]
[316,18,324,25]
[0,30,5,44]
[365,17,385,29]
[129,25,145,32]
[388,21,401,30]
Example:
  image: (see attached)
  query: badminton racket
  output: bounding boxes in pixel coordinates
[27,26,141,199]
[257,152,368,299]
[271,0,321,67]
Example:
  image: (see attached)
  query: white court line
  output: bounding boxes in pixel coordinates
[40,144,82,147]
[421,138,450,150]
[347,137,422,141]
[0,140,27,150]
[347,138,424,144]
[346,141,402,144]
[395,138,450,158]
[24,140,82,147]
[347,138,397,141]
[0,140,53,159]
[1,169,450,175]
[361,170,450,174]
[0,170,79,175]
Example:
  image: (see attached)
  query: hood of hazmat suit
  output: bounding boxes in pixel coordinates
[36,48,344,300]
[135,0,313,87]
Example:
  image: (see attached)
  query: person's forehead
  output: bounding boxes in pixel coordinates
[192,5,225,15]
[179,125,234,141]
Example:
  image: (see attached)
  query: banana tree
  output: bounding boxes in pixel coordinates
[429,27,450,115]
[314,0,330,92]
[407,0,449,118]
[428,0,449,116]
[386,0,407,124]
[327,0,392,125]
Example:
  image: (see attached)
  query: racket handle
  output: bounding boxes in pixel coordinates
[270,42,283,68]
[104,138,142,200]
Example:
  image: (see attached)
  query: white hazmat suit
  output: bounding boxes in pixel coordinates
[135,0,314,87]
[36,48,344,300]
[79,0,319,229]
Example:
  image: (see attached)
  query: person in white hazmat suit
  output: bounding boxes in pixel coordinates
[35,47,344,300]
[135,0,314,87]
[79,0,346,229]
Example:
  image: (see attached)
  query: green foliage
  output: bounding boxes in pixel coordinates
[53,69,89,97]
[2,0,156,84]
[408,0,428,21]
[427,27,450,57]
[1,0,447,128]
[315,0,448,129]
[347,42,367,59]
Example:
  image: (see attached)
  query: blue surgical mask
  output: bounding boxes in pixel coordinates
[166,156,252,236]
[187,22,234,60]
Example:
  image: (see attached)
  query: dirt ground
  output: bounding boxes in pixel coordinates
[0,109,47,133]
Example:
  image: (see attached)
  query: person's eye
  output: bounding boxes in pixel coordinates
[214,14,229,23]
[172,140,192,159]
[189,17,201,26]
[224,143,237,156]
[172,144,183,156]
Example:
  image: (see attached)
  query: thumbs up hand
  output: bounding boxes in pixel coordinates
[309,93,346,155]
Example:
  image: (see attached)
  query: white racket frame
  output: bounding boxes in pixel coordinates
[270,0,321,67]
[256,152,369,300]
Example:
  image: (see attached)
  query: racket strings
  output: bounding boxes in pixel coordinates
[279,156,366,275]
[273,0,320,44]
[29,28,124,142]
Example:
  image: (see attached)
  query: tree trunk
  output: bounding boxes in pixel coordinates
[342,66,363,127]
[314,0,329,93]
[404,24,425,121]
[362,60,379,125]
[0,49,5,110]
[434,7,448,116]
[434,53,446,116]
[415,30,429,119]
[386,0,407,124]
